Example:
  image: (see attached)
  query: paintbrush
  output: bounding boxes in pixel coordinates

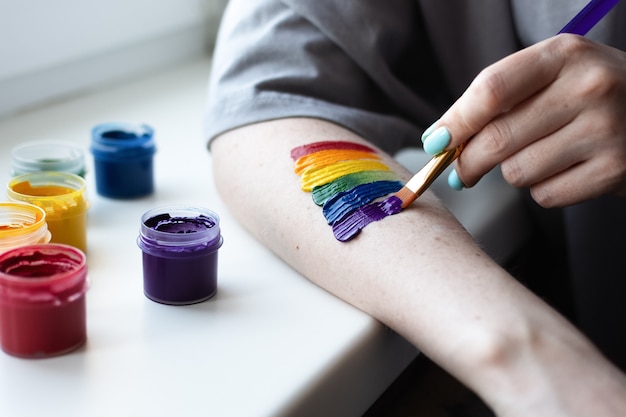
[394,145,463,209]
[393,0,621,209]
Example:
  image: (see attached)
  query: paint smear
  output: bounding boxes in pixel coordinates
[291,141,376,160]
[0,250,80,277]
[323,180,402,225]
[312,170,399,205]
[0,224,26,231]
[11,182,75,197]
[294,149,380,175]
[300,160,390,192]
[291,141,405,241]
[143,213,217,233]
[332,195,402,241]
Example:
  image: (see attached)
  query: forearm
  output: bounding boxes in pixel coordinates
[210,118,626,415]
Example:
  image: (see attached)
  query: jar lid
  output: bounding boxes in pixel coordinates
[138,205,222,250]
[11,141,86,177]
[7,172,89,218]
[90,122,156,160]
[0,202,50,249]
[0,244,88,305]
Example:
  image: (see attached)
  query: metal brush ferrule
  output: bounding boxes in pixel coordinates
[404,146,463,197]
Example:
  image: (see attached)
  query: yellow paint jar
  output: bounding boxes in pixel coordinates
[0,202,51,255]
[7,172,89,253]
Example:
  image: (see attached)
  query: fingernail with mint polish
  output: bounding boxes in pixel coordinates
[448,169,465,191]
[421,123,437,143]
[423,126,451,155]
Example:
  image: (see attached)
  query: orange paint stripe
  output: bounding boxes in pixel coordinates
[294,149,380,175]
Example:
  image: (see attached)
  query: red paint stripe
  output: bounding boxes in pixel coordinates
[290,141,376,161]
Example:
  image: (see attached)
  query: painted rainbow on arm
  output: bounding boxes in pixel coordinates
[290,141,404,241]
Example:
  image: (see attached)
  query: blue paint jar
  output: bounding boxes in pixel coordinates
[137,205,223,305]
[90,122,156,199]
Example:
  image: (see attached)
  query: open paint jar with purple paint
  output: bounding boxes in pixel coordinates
[137,205,223,305]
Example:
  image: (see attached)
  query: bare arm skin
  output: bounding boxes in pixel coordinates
[210,117,626,416]
[435,35,626,207]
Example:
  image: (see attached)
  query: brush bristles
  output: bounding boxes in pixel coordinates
[393,186,418,209]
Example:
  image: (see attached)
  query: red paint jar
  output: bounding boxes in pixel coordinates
[0,244,88,358]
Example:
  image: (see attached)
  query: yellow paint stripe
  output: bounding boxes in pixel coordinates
[300,160,390,192]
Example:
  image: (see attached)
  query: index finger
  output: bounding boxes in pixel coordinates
[436,38,565,149]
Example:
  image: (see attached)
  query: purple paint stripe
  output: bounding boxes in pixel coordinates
[332,196,403,242]
[323,180,403,225]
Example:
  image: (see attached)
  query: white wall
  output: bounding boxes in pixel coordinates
[0,0,227,119]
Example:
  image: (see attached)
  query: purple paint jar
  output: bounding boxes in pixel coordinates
[137,206,223,305]
[90,122,156,199]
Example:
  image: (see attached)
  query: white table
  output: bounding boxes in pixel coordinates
[0,58,418,417]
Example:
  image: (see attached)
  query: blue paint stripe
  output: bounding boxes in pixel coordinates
[322,180,403,225]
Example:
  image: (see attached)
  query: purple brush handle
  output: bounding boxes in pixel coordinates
[559,0,621,35]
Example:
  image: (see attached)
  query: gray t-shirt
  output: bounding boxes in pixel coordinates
[205,0,625,154]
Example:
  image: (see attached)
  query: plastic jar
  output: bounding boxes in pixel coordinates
[90,122,156,199]
[7,172,89,253]
[137,205,223,305]
[0,243,88,358]
[0,202,51,255]
[11,141,86,177]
